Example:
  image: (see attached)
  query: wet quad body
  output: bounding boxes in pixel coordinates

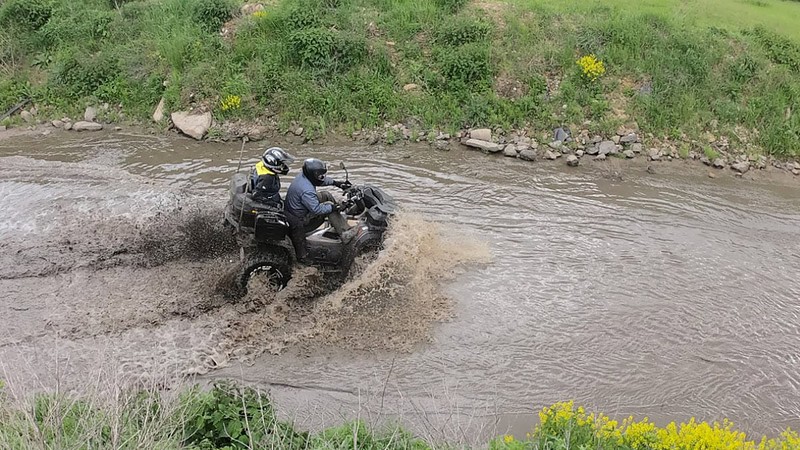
[224,163,396,295]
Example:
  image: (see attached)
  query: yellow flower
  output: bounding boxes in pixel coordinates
[503,435,514,444]
[576,54,606,81]
[252,10,267,19]
[220,94,241,112]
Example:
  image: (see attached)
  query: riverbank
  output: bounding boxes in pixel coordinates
[1,0,799,163]
[1,379,799,449]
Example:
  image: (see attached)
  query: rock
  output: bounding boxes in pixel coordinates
[73,121,103,131]
[756,156,767,170]
[700,156,711,166]
[612,135,621,144]
[623,149,635,159]
[591,135,602,144]
[646,166,656,175]
[566,155,579,167]
[114,126,122,131]
[648,149,662,161]
[247,126,268,141]
[434,140,449,151]
[631,143,643,154]
[20,110,34,123]
[793,169,800,176]
[708,171,717,179]
[598,140,616,156]
[293,127,304,136]
[712,158,726,169]
[29,106,38,116]
[436,132,450,140]
[152,98,166,123]
[367,134,379,145]
[51,120,64,128]
[595,154,607,161]
[470,128,492,142]
[84,106,97,122]
[464,138,503,153]
[548,141,562,150]
[503,144,518,157]
[575,149,585,157]
[794,161,800,171]
[63,121,73,131]
[170,111,212,140]
[731,161,750,174]
[620,133,638,143]
[403,83,420,92]
[42,130,51,136]
[553,127,569,142]
[586,145,599,156]
[518,149,537,161]
[544,150,559,160]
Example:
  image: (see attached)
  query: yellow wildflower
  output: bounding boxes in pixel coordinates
[503,435,514,444]
[220,94,241,112]
[252,10,267,19]
[576,54,606,81]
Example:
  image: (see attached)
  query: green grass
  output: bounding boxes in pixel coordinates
[1,0,799,156]
[3,381,800,449]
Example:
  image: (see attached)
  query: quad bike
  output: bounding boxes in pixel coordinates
[223,162,396,297]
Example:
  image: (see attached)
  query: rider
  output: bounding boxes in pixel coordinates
[284,158,355,263]
[251,147,295,207]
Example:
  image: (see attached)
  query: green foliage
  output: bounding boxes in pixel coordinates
[50,50,121,100]
[288,28,366,72]
[748,26,800,71]
[180,381,307,449]
[0,0,52,31]
[438,43,494,89]
[435,0,469,13]
[192,0,234,33]
[286,3,322,30]
[435,17,492,46]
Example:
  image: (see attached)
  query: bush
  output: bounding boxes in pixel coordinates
[438,43,494,89]
[435,17,492,46]
[288,28,366,72]
[286,4,322,30]
[192,0,234,33]
[0,0,52,31]
[50,50,121,99]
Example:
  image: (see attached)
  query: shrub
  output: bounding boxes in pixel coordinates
[0,0,52,31]
[438,43,493,89]
[192,0,234,33]
[288,28,365,72]
[50,50,121,99]
[286,4,322,30]
[435,17,492,46]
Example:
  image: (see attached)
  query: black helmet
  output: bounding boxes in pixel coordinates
[262,147,295,175]
[302,158,327,186]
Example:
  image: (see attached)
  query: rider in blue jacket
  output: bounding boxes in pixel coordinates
[284,158,354,263]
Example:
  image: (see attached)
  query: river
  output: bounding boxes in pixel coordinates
[1,130,799,443]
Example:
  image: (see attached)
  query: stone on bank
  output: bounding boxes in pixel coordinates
[171,111,212,140]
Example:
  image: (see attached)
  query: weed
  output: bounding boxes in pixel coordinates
[704,145,720,160]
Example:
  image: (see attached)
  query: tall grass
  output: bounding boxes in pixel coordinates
[0,0,799,156]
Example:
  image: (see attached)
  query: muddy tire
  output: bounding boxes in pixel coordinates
[238,250,291,295]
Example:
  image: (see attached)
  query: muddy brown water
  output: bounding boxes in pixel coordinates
[1,130,799,443]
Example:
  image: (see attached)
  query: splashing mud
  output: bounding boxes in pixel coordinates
[208,213,490,362]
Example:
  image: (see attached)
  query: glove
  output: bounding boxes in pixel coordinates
[335,199,354,212]
[333,180,352,190]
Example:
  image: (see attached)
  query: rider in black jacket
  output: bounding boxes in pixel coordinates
[251,147,294,207]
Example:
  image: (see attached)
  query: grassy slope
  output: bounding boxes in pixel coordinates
[1,0,799,156]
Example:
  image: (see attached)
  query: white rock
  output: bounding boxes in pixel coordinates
[566,155,579,167]
[503,144,518,157]
[20,110,34,123]
[464,138,503,153]
[469,128,492,142]
[171,111,212,140]
[84,106,97,122]
[73,121,103,131]
[51,120,64,128]
[152,98,166,123]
